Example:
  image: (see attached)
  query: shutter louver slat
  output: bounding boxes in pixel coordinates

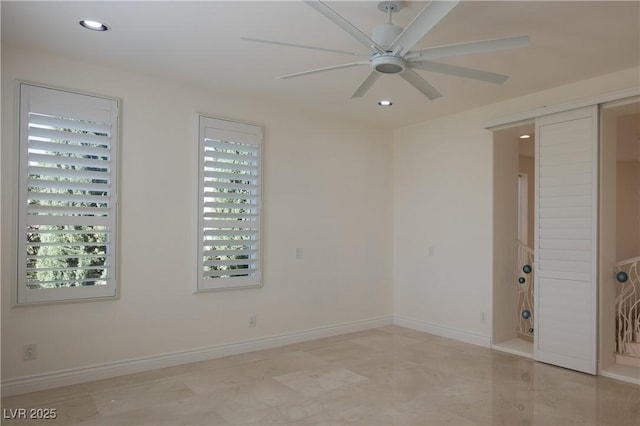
[29,265,108,274]
[27,278,108,286]
[28,192,109,204]
[203,249,257,257]
[28,227,109,236]
[203,268,258,278]
[28,178,109,193]
[29,126,110,146]
[204,160,258,173]
[204,170,259,182]
[28,241,110,248]
[203,202,258,210]
[203,229,258,237]
[29,113,111,134]
[28,140,110,157]
[204,138,259,154]
[28,165,110,181]
[203,191,258,201]
[27,205,109,216]
[28,153,110,169]
[203,212,258,220]
[204,259,257,267]
[204,181,258,191]
[203,150,255,162]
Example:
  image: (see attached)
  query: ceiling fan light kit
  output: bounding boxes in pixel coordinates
[372,55,405,74]
[244,1,530,100]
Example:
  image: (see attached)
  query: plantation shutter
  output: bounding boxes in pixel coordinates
[17,84,118,304]
[534,105,598,374]
[197,115,262,291]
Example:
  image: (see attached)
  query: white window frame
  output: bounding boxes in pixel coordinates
[16,82,119,305]
[196,115,263,292]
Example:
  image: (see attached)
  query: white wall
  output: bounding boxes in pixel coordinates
[1,47,394,382]
[3,43,638,391]
[393,67,640,344]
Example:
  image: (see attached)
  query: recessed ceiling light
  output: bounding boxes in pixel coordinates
[378,100,392,106]
[519,134,531,139]
[79,20,110,32]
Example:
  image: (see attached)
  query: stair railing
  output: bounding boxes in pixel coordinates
[516,240,535,339]
[615,256,640,359]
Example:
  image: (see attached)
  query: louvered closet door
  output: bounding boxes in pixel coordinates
[534,105,598,374]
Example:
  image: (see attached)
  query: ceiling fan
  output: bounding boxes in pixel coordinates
[243,0,530,100]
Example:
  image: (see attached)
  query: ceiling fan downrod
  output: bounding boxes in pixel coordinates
[371,1,406,74]
[372,1,403,52]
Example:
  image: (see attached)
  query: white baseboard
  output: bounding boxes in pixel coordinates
[491,339,534,359]
[393,316,491,348]
[599,364,640,386]
[1,316,393,396]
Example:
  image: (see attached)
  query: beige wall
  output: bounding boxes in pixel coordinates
[394,67,639,342]
[599,106,619,369]
[1,47,394,380]
[616,160,640,261]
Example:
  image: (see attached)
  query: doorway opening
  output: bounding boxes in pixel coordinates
[492,122,535,356]
[599,98,640,381]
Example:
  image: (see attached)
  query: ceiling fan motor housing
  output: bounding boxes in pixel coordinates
[371,22,406,74]
[372,23,403,50]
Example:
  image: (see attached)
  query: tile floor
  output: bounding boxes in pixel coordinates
[2,326,639,425]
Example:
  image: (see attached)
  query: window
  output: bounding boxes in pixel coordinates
[197,115,263,291]
[17,83,119,304]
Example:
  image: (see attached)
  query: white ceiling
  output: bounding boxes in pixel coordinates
[2,1,639,130]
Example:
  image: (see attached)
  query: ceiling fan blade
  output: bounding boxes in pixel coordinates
[352,71,381,98]
[409,35,531,61]
[410,61,509,84]
[305,1,384,53]
[241,37,369,58]
[278,61,369,79]
[399,69,442,100]
[390,1,459,55]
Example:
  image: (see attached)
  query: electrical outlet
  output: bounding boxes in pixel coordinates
[295,248,303,260]
[481,312,487,324]
[22,344,37,360]
[249,315,257,328]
